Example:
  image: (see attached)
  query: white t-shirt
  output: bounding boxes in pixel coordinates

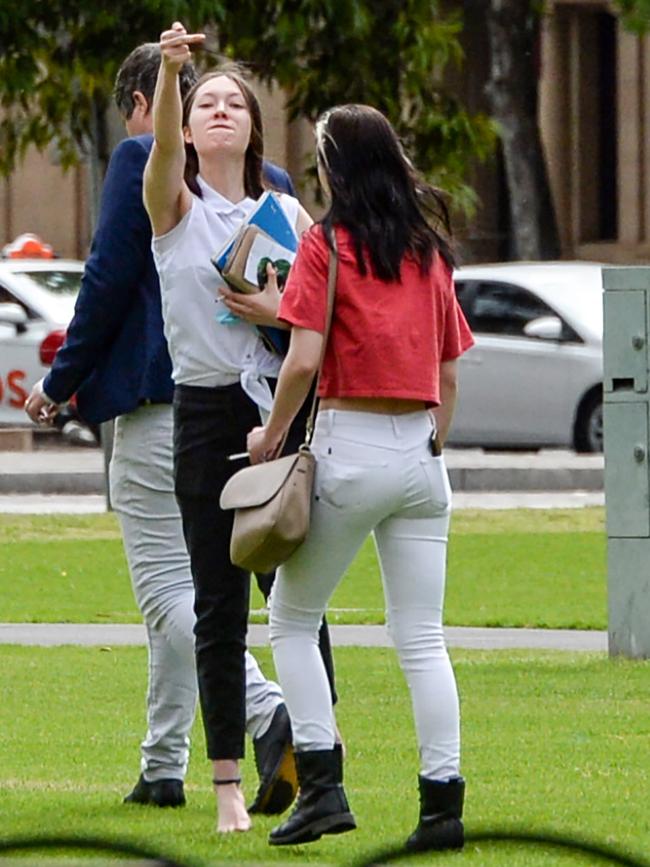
[152,175,300,410]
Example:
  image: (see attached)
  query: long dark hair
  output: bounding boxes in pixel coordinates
[316,104,455,280]
[181,64,264,200]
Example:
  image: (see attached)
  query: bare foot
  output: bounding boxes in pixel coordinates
[215,782,251,833]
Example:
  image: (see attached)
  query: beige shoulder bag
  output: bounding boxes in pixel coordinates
[219,234,338,573]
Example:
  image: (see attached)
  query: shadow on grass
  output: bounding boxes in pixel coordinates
[1,830,649,866]
[353,831,650,865]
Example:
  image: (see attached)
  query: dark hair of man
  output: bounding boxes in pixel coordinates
[316,104,455,280]
[113,43,198,119]
[181,65,264,200]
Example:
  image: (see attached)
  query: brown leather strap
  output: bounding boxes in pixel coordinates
[304,231,338,445]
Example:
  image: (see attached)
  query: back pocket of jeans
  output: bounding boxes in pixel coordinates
[314,444,388,511]
[418,456,452,514]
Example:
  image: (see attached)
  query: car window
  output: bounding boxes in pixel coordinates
[5,268,81,323]
[21,271,81,296]
[469,281,558,336]
[0,284,30,315]
[454,281,472,319]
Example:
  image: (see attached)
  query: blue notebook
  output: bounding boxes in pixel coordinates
[212,190,299,273]
[211,191,298,355]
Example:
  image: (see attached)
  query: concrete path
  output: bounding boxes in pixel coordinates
[0,447,604,494]
[0,490,604,514]
[0,494,108,513]
[0,622,608,652]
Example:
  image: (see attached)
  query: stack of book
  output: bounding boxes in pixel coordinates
[211,191,299,355]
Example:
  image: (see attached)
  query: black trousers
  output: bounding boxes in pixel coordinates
[173,381,336,761]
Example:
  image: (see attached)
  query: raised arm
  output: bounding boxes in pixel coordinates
[143,22,204,236]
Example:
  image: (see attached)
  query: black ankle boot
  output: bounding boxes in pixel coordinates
[123,773,186,808]
[269,746,356,846]
[406,775,465,851]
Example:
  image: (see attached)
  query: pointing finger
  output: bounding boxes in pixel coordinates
[161,32,206,46]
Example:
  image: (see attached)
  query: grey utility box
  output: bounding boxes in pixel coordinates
[603,266,650,658]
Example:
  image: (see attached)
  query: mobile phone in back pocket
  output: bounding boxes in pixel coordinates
[429,431,442,457]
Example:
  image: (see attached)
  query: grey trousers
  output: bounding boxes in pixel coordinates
[109,404,283,781]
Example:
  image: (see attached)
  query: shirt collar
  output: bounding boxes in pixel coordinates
[196,174,255,217]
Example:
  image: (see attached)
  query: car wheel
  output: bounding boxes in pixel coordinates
[574,391,603,453]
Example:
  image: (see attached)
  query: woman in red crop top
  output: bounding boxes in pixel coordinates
[247,105,474,851]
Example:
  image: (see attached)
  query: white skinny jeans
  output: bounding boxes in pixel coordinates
[270,409,460,780]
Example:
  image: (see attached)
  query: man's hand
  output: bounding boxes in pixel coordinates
[25,379,59,425]
[219,263,286,327]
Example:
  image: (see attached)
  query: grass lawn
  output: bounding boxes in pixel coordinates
[1,644,649,866]
[0,509,606,629]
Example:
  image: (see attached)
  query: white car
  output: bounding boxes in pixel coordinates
[0,243,83,424]
[449,261,604,452]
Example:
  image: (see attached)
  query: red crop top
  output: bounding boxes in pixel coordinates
[278,224,474,405]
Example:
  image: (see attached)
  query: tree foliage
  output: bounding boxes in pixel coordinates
[615,0,650,32]
[0,1,217,173]
[215,1,496,211]
[0,1,495,213]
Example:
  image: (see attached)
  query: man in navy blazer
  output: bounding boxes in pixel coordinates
[25,44,298,814]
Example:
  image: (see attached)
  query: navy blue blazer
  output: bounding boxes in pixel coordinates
[44,134,296,424]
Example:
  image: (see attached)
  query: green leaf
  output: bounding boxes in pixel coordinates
[0,0,495,216]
